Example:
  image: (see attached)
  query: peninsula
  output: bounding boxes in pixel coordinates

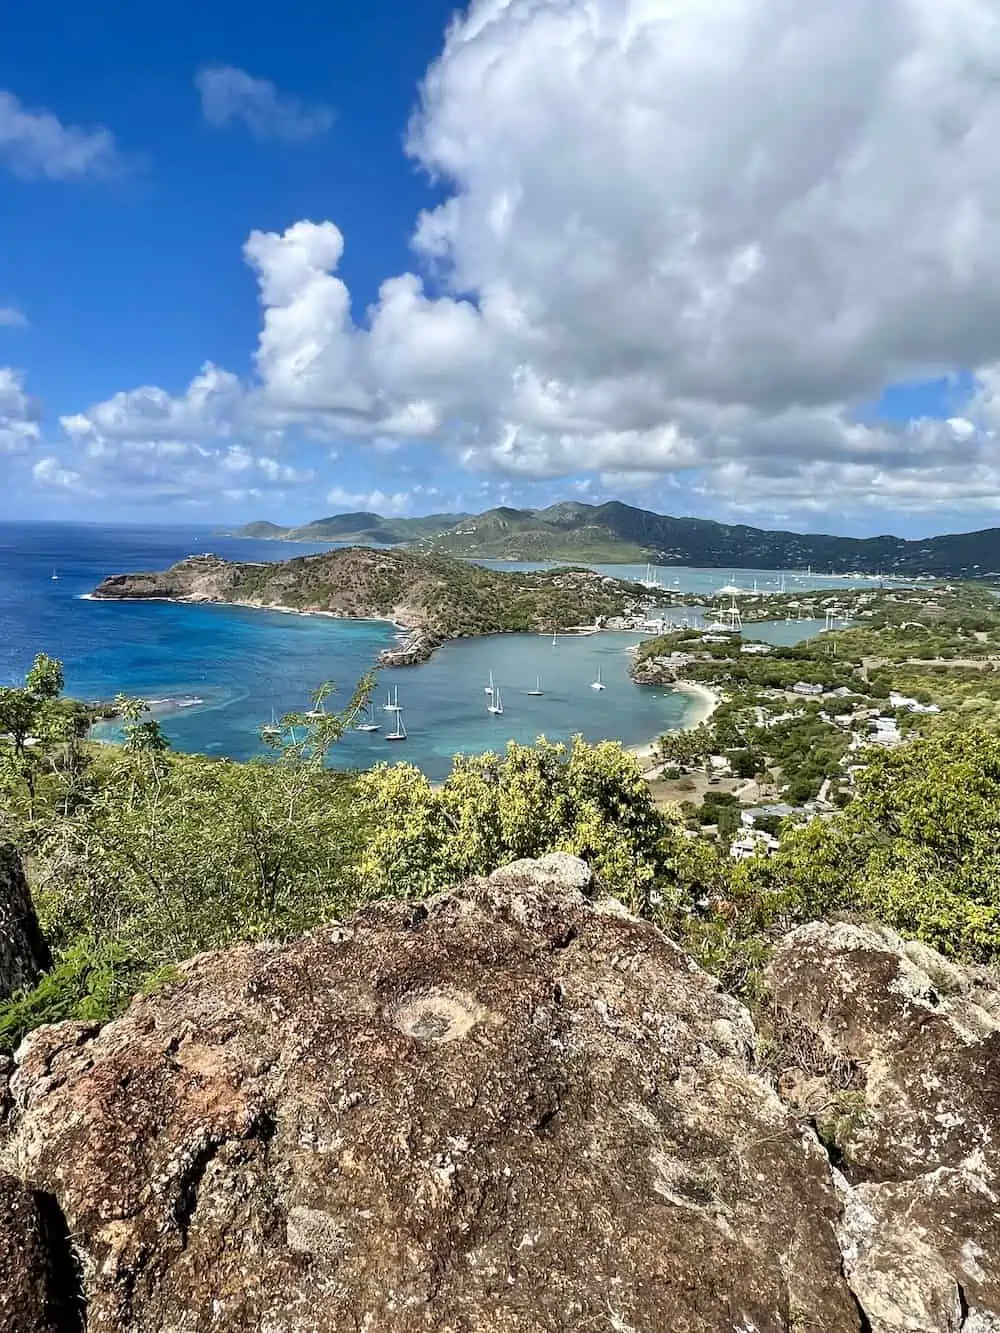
[91,546,669,664]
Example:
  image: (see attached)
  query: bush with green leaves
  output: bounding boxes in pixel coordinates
[737,727,1000,960]
[355,736,712,914]
[0,938,174,1053]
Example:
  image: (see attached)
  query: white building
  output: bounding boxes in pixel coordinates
[889,691,941,714]
[869,717,903,747]
[730,830,781,861]
[793,681,825,696]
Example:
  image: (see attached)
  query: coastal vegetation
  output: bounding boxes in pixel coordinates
[6,575,1000,1055]
[237,498,1000,575]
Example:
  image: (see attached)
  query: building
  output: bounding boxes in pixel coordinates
[792,681,825,696]
[740,642,772,655]
[869,717,903,747]
[740,804,799,827]
[730,830,781,861]
[889,691,941,714]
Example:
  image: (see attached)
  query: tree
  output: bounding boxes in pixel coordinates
[356,736,699,914]
[267,673,375,769]
[0,658,92,825]
[25,654,64,702]
[657,723,715,769]
[0,687,40,760]
[738,727,1000,960]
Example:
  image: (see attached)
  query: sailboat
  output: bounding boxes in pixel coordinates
[527,676,544,697]
[355,702,380,733]
[484,669,495,696]
[50,570,59,582]
[591,665,606,691]
[487,687,504,715]
[551,631,558,647]
[384,685,401,713]
[385,708,407,741]
[261,709,282,742]
[304,700,327,720]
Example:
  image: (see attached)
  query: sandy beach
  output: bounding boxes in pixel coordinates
[628,680,721,772]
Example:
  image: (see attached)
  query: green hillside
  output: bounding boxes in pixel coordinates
[232,500,1000,577]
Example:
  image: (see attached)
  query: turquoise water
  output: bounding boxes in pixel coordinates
[86,611,694,780]
[2,523,850,781]
[475,559,896,596]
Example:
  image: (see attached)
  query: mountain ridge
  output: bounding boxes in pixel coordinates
[231,502,1000,577]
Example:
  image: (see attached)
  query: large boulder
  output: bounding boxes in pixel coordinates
[770,921,1000,1333]
[0,844,50,1002]
[2,855,859,1333]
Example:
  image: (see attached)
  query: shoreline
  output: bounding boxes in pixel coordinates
[628,680,721,773]
[83,592,407,634]
[83,591,720,778]
[83,591,646,663]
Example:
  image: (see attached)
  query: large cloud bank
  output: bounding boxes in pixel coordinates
[31,0,1000,515]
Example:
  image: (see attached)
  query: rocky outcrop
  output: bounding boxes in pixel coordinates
[5,862,1000,1331]
[0,844,50,1002]
[90,554,249,604]
[769,921,1000,1333]
[2,855,859,1333]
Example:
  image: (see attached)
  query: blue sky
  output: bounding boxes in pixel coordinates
[3,0,1000,537]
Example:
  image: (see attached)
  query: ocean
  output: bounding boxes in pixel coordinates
[0,522,866,781]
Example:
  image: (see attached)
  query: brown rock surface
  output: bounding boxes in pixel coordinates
[770,920,1000,1333]
[0,1173,82,1333]
[0,844,50,1002]
[2,855,859,1333]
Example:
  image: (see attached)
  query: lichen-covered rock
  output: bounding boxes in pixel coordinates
[0,1174,82,1333]
[770,921,1000,1333]
[3,857,859,1333]
[0,844,50,1002]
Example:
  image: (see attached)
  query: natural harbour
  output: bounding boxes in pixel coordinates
[1,522,872,781]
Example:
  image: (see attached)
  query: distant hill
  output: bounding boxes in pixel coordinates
[233,512,468,545]
[232,502,1000,577]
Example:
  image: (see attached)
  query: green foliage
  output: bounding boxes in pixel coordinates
[33,747,369,965]
[0,939,171,1054]
[25,653,65,701]
[356,736,698,913]
[657,723,715,768]
[739,729,1000,959]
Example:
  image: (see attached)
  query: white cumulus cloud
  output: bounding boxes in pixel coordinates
[196,66,333,141]
[0,307,26,328]
[48,0,1000,519]
[0,367,40,453]
[0,90,121,180]
[324,487,413,516]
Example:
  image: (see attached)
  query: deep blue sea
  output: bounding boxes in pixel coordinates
[0,522,874,780]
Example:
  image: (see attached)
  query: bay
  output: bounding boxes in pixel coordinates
[0,521,863,781]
